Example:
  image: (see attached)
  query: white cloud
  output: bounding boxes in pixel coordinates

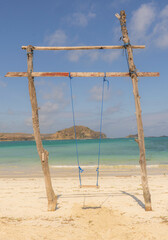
[88,51,99,62]
[39,84,69,114]
[31,82,71,132]
[112,25,121,42]
[90,84,110,101]
[68,49,120,63]
[130,3,156,42]
[22,109,168,137]
[90,85,102,101]
[100,110,168,138]
[140,111,168,137]
[154,4,168,48]
[25,116,32,127]
[154,29,168,48]
[39,83,69,104]
[102,51,121,62]
[25,110,73,133]
[129,3,168,49]
[40,101,60,113]
[0,78,7,87]
[68,50,84,62]
[37,101,71,132]
[160,4,168,18]
[45,29,67,46]
[68,50,100,62]
[110,0,131,9]
[104,105,121,115]
[70,12,96,27]
[35,79,47,86]
[42,85,65,101]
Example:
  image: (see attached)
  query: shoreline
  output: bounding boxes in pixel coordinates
[0,164,168,178]
[0,135,167,142]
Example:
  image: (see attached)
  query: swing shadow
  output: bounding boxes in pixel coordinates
[54,194,104,210]
[82,194,112,210]
[82,206,101,209]
[55,192,113,210]
[41,192,145,210]
[121,191,145,210]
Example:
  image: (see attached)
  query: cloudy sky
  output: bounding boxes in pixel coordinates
[0,0,168,137]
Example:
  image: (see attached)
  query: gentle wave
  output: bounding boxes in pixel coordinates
[51,165,98,169]
[50,164,167,169]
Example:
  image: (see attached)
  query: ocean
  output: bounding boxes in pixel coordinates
[0,137,168,170]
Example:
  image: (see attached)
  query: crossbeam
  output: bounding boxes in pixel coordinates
[5,72,159,78]
[21,45,145,51]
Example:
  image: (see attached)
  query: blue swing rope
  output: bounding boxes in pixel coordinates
[69,73,83,187]
[96,73,109,186]
[69,73,108,187]
[123,42,137,76]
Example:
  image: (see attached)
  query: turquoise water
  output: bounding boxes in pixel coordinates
[0,137,168,168]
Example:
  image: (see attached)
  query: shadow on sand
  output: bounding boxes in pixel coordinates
[121,191,145,210]
[55,191,145,210]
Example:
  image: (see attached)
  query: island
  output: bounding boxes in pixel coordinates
[126,134,138,138]
[0,126,106,141]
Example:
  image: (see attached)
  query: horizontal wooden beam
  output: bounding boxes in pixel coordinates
[5,72,159,78]
[22,45,145,50]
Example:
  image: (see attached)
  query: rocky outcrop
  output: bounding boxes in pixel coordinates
[51,126,106,140]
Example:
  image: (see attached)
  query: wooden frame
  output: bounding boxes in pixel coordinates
[5,10,159,212]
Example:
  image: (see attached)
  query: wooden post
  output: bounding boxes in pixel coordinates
[118,11,152,211]
[27,45,57,211]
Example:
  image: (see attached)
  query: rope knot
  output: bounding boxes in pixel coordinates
[103,73,109,89]
[79,166,84,173]
[129,68,137,76]
[121,23,126,28]
[27,51,33,55]
[123,42,131,48]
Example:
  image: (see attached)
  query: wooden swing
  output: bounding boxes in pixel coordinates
[5,10,159,211]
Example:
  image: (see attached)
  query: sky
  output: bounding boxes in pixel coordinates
[0,0,168,138]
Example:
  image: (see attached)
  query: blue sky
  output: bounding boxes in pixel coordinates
[0,0,168,137]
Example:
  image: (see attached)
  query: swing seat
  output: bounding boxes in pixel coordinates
[80,185,100,188]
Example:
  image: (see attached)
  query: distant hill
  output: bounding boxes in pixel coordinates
[0,126,106,141]
[126,134,138,138]
[51,126,106,140]
[125,134,168,138]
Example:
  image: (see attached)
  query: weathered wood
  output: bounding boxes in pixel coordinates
[119,11,152,211]
[22,45,145,50]
[80,185,100,188]
[5,71,159,78]
[27,45,57,211]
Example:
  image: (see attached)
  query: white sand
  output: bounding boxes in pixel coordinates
[0,175,168,240]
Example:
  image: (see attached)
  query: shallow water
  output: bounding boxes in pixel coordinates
[0,137,167,168]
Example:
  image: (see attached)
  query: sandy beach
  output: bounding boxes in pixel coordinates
[0,167,168,240]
